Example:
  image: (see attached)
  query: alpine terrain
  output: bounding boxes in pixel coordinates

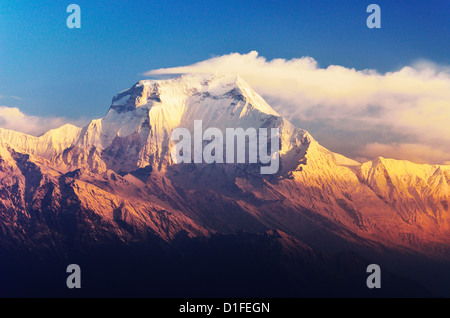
[0,74,449,297]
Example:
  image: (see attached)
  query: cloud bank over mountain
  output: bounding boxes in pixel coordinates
[0,106,86,136]
[146,51,450,164]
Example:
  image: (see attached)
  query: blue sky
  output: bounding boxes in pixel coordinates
[0,0,448,120]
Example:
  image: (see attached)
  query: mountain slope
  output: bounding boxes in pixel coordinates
[0,124,82,159]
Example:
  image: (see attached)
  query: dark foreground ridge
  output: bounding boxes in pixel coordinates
[0,231,437,298]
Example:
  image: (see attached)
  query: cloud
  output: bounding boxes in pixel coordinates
[0,95,23,101]
[145,51,450,164]
[0,106,85,136]
[8,96,23,101]
[361,143,450,165]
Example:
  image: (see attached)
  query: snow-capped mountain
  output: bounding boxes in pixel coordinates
[0,74,449,296]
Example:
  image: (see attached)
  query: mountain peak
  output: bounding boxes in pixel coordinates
[108,74,279,117]
[0,123,82,159]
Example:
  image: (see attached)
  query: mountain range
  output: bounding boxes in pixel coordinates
[0,74,449,297]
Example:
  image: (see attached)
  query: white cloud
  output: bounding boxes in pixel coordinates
[145,51,450,164]
[0,106,85,136]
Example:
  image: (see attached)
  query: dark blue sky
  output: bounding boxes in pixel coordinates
[0,0,448,120]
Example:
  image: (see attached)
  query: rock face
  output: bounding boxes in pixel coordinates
[0,74,449,297]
